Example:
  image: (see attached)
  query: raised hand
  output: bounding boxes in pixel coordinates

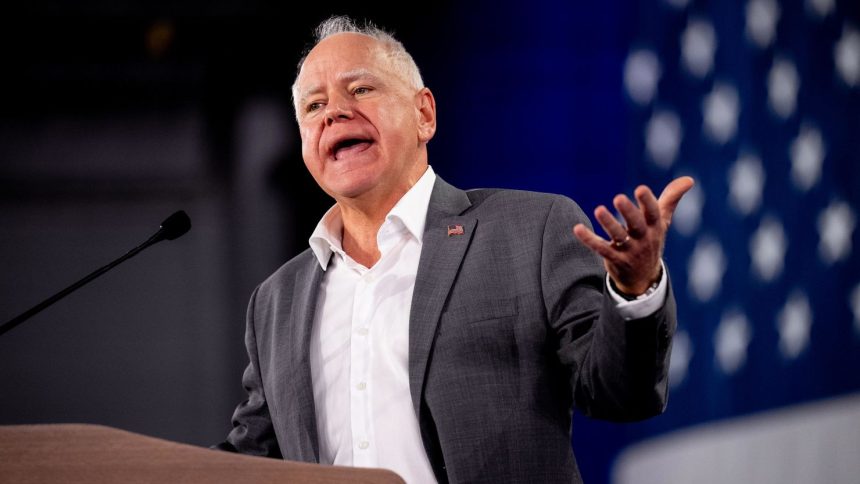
[573,177,695,296]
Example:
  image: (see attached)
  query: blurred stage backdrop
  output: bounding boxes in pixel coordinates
[1,1,858,483]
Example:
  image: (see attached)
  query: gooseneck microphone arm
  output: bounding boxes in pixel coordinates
[0,210,191,338]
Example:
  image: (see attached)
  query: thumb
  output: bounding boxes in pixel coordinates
[658,176,695,225]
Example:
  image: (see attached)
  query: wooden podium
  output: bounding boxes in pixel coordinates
[0,424,405,483]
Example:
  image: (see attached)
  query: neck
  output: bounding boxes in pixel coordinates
[337,162,428,268]
[340,211,382,268]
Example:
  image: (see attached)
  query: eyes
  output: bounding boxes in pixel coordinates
[305,86,373,114]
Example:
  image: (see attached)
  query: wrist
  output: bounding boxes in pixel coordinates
[610,265,663,300]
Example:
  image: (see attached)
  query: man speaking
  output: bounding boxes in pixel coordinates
[216,15,693,484]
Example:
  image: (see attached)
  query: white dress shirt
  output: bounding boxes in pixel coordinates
[307,165,667,483]
[308,166,438,483]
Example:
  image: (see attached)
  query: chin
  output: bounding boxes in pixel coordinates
[324,175,380,200]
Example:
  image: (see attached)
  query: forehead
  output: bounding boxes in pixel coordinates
[297,33,393,87]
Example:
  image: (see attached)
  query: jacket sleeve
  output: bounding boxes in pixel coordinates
[540,195,676,422]
[212,286,283,458]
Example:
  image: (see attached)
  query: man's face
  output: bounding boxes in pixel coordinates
[294,33,435,204]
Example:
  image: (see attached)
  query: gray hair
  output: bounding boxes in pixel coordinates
[291,15,424,114]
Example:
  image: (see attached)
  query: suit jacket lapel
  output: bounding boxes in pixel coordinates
[409,177,476,418]
[285,254,324,462]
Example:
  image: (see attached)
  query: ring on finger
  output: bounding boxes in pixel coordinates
[613,235,631,248]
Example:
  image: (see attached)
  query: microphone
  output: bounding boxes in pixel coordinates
[0,210,192,337]
[143,210,192,244]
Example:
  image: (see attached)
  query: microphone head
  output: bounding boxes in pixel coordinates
[160,210,192,240]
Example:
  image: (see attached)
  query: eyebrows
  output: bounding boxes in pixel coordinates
[297,68,384,106]
[338,68,383,86]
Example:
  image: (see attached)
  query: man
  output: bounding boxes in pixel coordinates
[217,15,693,484]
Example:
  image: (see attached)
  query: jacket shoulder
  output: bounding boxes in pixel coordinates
[464,187,588,220]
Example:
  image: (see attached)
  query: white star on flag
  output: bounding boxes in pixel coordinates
[767,56,800,119]
[669,330,693,388]
[703,81,740,144]
[835,24,860,87]
[672,180,704,236]
[646,109,683,169]
[746,0,781,49]
[750,216,787,282]
[777,290,813,360]
[790,122,825,192]
[805,0,835,20]
[817,200,856,264]
[715,309,753,375]
[625,48,662,106]
[688,236,727,302]
[851,284,860,335]
[681,18,717,79]
[728,152,766,216]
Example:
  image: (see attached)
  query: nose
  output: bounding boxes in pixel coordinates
[325,97,353,126]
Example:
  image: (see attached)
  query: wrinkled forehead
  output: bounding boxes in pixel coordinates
[296,33,393,88]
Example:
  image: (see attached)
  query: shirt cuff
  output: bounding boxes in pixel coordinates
[606,260,668,321]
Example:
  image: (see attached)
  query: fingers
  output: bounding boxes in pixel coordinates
[658,176,695,224]
[573,224,617,259]
[594,205,629,244]
[635,185,661,226]
[614,194,647,238]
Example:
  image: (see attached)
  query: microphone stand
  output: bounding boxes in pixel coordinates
[0,210,191,338]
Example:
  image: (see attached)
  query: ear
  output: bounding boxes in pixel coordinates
[415,87,437,143]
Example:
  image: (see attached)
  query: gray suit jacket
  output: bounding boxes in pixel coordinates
[218,177,676,483]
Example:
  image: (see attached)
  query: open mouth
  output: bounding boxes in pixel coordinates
[332,138,373,160]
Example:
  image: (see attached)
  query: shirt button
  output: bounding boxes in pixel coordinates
[356,382,367,391]
[358,441,370,450]
[365,273,376,283]
[357,327,369,336]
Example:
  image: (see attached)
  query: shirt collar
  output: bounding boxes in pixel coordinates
[308,165,437,270]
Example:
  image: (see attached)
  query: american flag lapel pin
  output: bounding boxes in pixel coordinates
[447,224,465,236]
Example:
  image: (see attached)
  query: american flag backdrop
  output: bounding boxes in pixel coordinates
[612,0,860,482]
